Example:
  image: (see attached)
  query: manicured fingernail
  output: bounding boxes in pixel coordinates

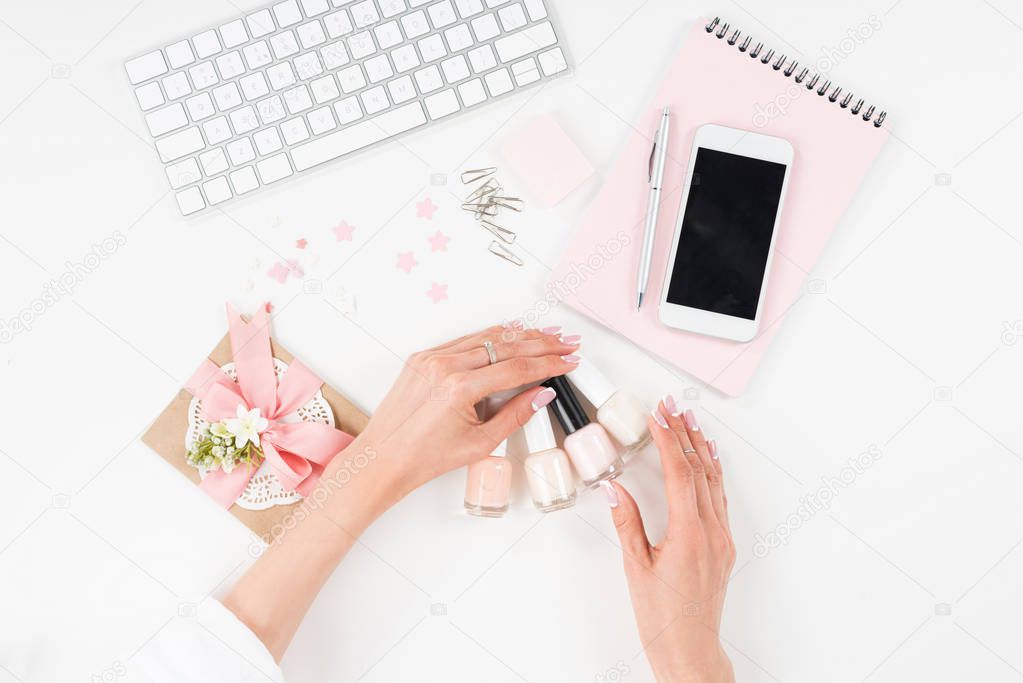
[708,439,719,460]
[541,326,562,335]
[663,394,678,416]
[651,407,669,429]
[684,409,700,432]
[561,334,581,345]
[600,480,619,508]
[561,354,581,363]
[503,320,523,330]
[531,387,556,411]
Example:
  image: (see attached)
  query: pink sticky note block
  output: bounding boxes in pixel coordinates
[501,114,594,207]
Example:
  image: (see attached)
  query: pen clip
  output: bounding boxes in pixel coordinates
[648,140,657,184]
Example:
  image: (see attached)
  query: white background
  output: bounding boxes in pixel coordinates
[2,0,1023,681]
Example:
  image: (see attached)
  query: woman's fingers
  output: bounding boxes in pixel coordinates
[602,480,653,571]
[660,397,715,523]
[478,385,558,449]
[457,353,579,403]
[649,403,698,522]
[707,438,731,536]
[681,409,728,531]
[446,335,579,372]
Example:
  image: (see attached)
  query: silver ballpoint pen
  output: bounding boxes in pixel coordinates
[636,106,671,310]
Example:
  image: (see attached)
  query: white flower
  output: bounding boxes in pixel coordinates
[222,459,236,474]
[226,405,269,449]
[212,446,225,457]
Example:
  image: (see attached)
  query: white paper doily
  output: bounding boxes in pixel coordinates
[185,358,334,511]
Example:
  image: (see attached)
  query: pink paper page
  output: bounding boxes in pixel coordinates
[549,21,889,396]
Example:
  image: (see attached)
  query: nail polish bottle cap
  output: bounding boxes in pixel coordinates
[542,376,590,436]
[523,405,557,453]
[568,358,616,408]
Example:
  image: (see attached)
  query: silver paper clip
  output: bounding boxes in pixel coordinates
[482,220,516,244]
[489,196,524,212]
[489,241,523,266]
[465,179,501,203]
[461,167,497,184]
[462,202,499,217]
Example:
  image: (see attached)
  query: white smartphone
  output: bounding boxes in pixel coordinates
[658,124,794,342]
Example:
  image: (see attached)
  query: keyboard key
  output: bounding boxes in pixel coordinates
[176,186,206,215]
[414,65,443,92]
[227,137,256,164]
[467,44,496,72]
[203,116,232,144]
[283,84,314,113]
[401,11,430,38]
[458,78,486,106]
[498,3,526,31]
[230,105,260,133]
[166,158,201,188]
[257,153,293,183]
[511,56,539,85]
[270,30,300,58]
[333,96,363,123]
[135,82,164,111]
[230,166,260,194]
[418,34,446,61]
[323,10,353,37]
[348,31,376,59]
[374,21,403,49]
[388,75,417,103]
[523,0,546,19]
[470,13,499,41]
[484,0,507,6]
[294,51,324,79]
[424,88,459,118]
[379,0,407,17]
[216,51,246,79]
[483,66,512,95]
[337,64,366,92]
[243,40,274,69]
[297,20,327,48]
[156,127,205,162]
[162,72,192,99]
[281,116,310,144]
[301,0,331,15]
[247,9,276,37]
[349,0,380,28]
[213,82,243,110]
[391,44,420,72]
[444,24,473,51]
[441,54,469,82]
[203,176,233,204]
[494,21,555,62]
[166,41,196,69]
[267,62,297,90]
[311,75,341,103]
[308,106,337,134]
[185,92,216,120]
[199,147,229,175]
[125,51,167,84]
[240,72,270,100]
[193,30,222,58]
[364,54,393,83]
[537,46,566,75]
[254,127,284,154]
[274,0,303,27]
[220,19,249,48]
[322,41,350,69]
[189,62,219,89]
[360,85,389,114]
[455,0,484,17]
[291,102,426,170]
[428,0,457,27]
[257,96,286,124]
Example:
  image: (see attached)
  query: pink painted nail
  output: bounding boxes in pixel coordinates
[651,407,669,429]
[561,354,581,363]
[684,409,700,432]
[561,334,581,345]
[531,387,556,412]
[502,320,523,330]
[708,439,719,460]
[541,326,562,335]
[600,480,619,508]
[663,394,678,416]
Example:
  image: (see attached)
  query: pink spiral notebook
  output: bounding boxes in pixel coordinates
[550,18,890,396]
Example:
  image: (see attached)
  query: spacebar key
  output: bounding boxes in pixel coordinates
[291,103,428,171]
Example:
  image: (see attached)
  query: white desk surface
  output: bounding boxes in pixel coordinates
[3,0,1023,681]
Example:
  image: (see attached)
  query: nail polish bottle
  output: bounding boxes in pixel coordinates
[568,358,650,452]
[523,406,577,512]
[464,395,512,517]
[542,376,625,488]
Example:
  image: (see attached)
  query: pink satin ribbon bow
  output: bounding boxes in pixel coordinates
[184,304,354,508]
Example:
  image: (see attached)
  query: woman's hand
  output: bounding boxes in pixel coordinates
[602,398,735,683]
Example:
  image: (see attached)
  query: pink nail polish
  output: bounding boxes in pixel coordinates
[561,354,581,363]
[544,377,625,488]
[684,409,700,432]
[531,387,557,412]
[503,320,523,330]
[541,326,562,335]
[600,480,619,508]
[561,334,581,345]
[651,407,669,429]
[663,394,678,416]
[465,397,511,518]
[708,439,719,460]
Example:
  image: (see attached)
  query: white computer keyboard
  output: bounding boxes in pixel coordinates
[124,0,569,215]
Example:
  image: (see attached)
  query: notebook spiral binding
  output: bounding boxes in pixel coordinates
[705,17,887,128]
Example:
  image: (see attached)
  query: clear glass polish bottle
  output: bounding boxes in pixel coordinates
[542,376,625,489]
[523,405,577,512]
[568,358,650,452]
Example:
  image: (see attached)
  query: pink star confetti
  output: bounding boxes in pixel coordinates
[295,238,308,249]
[416,198,438,220]
[426,282,448,303]
[333,220,356,242]
[395,251,418,274]
[427,230,449,252]
[266,259,304,283]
